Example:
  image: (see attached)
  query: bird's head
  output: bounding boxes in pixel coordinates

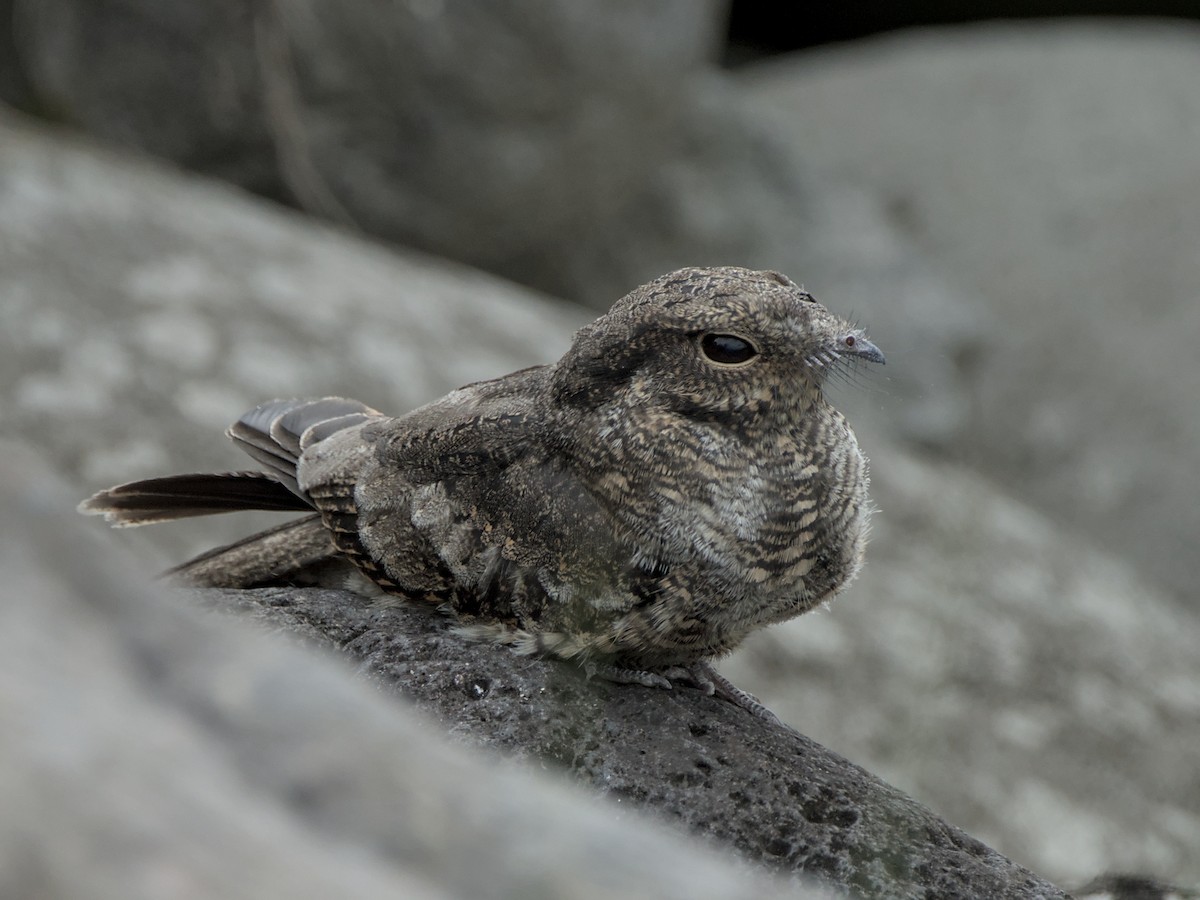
[550,266,884,428]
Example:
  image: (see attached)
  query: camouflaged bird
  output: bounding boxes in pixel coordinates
[81,266,884,721]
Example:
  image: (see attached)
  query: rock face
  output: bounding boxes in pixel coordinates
[726,436,1200,884]
[0,111,580,561]
[0,113,1071,898]
[741,22,1200,604]
[2,448,820,900]
[202,582,1066,898]
[10,0,776,305]
[3,12,1199,895]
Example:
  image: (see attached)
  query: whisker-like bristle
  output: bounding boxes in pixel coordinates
[823,358,890,397]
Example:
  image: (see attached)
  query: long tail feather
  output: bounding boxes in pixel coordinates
[78,472,311,527]
[80,397,384,586]
[166,514,338,588]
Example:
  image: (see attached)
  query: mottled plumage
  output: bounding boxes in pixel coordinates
[81,267,884,721]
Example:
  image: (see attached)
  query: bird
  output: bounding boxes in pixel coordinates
[80,266,884,722]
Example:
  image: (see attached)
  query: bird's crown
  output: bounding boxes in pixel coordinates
[550,266,883,420]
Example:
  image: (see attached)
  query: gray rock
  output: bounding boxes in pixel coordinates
[10,0,750,302]
[2,104,1191,894]
[2,445,824,900]
[0,444,1066,899]
[204,586,1067,898]
[6,1,984,451]
[726,432,1200,887]
[11,0,276,194]
[741,21,1200,603]
[0,108,581,561]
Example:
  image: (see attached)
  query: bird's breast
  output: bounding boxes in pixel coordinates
[645,413,870,608]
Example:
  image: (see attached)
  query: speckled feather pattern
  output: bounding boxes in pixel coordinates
[82,266,883,679]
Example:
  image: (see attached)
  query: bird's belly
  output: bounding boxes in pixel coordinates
[652,461,869,632]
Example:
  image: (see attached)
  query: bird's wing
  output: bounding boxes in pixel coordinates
[229,396,383,498]
[351,368,647,622]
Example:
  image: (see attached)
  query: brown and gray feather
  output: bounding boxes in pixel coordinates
[81,267,883,680]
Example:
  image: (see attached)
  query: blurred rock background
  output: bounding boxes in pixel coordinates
[1,1,1197,894]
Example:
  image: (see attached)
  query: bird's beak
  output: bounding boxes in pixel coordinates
[846,336,886,365]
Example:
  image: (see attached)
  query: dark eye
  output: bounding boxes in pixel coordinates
[843,335,856,348]
[700,333,758,366]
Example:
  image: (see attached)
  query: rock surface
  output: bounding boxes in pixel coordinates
[3,16,1199,894]
[10,0,765,303]
[0,110,580,563]
[727,432,1200,884]
[2,447,827,900]
[2,0,986,463]
[199,581,1066,898]
[742,21,1200,604]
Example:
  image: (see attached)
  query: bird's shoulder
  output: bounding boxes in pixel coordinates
[352,364,583,570]
[349,365,642,612]
[372,365,553,479]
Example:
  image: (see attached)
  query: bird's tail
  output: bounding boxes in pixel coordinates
[79,396,382,588]
[78,471,312,527]
[79,396,380,527]
[79,476,339,588]
[164,513,345,589]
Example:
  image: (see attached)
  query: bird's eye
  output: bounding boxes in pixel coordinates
[843,335,856,348]
[700,333,758,366]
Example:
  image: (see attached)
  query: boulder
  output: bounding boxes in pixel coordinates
[2,98,1194,891]
[741,21,1200,602]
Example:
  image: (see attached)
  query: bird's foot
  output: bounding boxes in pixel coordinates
[587,660,786,727]
[584,662,673,691]
[670,661,786,728]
